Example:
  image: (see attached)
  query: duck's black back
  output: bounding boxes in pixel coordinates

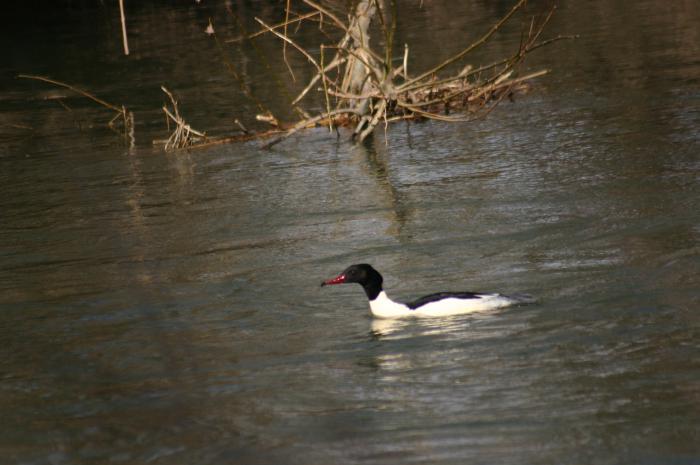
[405,291,483,310]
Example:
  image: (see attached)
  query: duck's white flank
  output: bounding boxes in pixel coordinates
[369,291,411,318]
[369,291,515,319]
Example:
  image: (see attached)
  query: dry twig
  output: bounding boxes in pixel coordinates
[158,86,206,151]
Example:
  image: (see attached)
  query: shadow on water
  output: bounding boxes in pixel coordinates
[355,137,414,240]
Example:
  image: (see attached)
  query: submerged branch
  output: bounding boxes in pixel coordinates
[18,74,123,112]
[262,108,362,149]
[18,74,133,142]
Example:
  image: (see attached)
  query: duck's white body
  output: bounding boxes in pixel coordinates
[369,291,518,319]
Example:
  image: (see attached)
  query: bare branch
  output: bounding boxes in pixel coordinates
[283,0,295,82]
[18,74,123,113]
[291,56,347,105]
[303,0,349,34]
[226,11,320,43]
[357,99,387,142]
[400,0,527,89]
[254,17,322,74]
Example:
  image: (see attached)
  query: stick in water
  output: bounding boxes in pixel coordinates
[119,0,130,55]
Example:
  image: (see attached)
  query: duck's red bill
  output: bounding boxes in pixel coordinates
[321,274,346,286]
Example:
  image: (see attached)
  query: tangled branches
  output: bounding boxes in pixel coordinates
[17,1,571,152]
[158,86,207,151]
[254,0,572,148]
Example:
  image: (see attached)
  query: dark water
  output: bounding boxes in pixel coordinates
[2,1,700,464]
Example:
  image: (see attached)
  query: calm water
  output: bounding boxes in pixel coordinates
[1,1,699,464]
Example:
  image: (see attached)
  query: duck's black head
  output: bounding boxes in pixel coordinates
[321,264,383,300]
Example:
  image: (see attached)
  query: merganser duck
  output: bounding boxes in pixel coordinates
[321,264,532,319]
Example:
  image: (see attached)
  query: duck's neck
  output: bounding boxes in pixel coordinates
[369,291,410,318]
[361,280,383,301]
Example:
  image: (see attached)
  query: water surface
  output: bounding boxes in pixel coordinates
[1,1,699,464]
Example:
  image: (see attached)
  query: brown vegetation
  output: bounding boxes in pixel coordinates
[224,0,572,149]
[18,1,573,152]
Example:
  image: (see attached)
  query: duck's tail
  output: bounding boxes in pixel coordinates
[503,293,537,305]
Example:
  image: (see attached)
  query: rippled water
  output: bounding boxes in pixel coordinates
[1,1,699,464]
